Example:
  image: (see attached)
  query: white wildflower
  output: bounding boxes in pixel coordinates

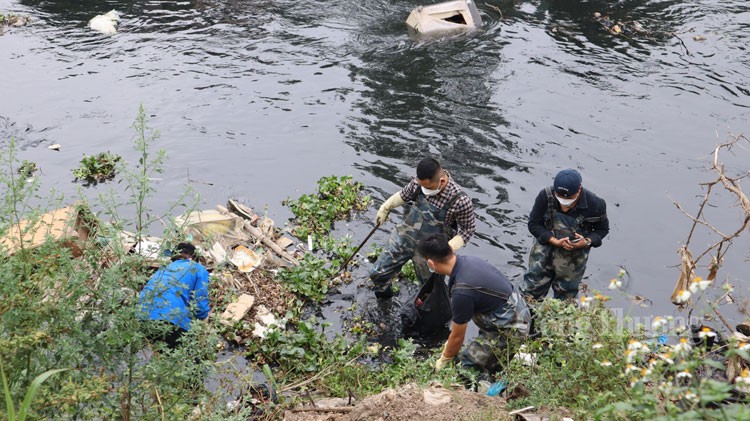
[608,278,622,290]
[658,353,675,365]
[697,327,717,340]
[674,289,691,304]
[592,343,603,350]
[676,369,692,379]
[628,340,644,351]
[651,316,667,332]
[674,338,692,355]
[734,369,750,393]
[599,360,613,367]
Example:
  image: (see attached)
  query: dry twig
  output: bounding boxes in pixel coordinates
[671,134,750,314]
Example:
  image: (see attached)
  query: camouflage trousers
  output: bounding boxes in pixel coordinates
[369,226,435,294]
[459,291,530,373]
[521,241,589,300]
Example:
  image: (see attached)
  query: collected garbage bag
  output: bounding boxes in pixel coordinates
[401,274,452,336]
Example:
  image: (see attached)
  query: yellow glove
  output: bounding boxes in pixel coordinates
[375,192,405,225]
[435,353,453,372]
[448,235,465,252]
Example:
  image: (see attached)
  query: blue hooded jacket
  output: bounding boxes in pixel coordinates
[138,259,210,331]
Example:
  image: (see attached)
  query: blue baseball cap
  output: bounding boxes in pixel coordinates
[553,169,582,198]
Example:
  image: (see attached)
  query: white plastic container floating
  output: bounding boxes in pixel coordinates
[88,10,120,35]
[406,0,482,35]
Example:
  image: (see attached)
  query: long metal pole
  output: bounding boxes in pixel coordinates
[336,222,380,273]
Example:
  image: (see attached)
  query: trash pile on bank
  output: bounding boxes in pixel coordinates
[0,199,303,345]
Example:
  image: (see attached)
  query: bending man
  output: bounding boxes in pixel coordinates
[370,158,475,299]
[418,234,530,374]
[138,242,210,349]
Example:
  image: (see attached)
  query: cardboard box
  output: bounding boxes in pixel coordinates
[0,205,96,257]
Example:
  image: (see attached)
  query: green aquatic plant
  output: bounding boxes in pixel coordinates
[284,175,371,239]
[72,151,122,183]
[16,161,37,179]
[277,254,336,302]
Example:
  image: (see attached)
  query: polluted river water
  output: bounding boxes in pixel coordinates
[1,0,749,362]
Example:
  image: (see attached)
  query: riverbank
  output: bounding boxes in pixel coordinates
[2,111,750,419]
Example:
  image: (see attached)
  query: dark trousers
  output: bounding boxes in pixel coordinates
[145,320,187,350]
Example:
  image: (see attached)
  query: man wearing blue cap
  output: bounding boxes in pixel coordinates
[521,169,609,300]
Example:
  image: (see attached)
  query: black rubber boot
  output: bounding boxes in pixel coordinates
[374,284,394,300]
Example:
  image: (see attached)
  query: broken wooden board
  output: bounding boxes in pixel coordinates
[220,293,255,326]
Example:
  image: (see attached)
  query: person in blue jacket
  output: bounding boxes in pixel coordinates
[138,242,210,349]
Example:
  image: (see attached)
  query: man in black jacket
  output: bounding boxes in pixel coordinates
[521,169,609,300]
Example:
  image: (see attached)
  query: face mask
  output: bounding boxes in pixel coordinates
[556,196,577,207]
[421,178,444,197]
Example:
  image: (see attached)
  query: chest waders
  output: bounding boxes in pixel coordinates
[450,283,530,374]
[522,187,590,300]
[369,191,466,295]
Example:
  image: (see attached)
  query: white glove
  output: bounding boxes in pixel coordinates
[375,192,405,225]
[435,353,453,371]
[435,341,453,371]
[448,235,465,252]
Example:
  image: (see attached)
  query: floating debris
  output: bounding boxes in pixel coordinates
[406,0,482,36]
[88,10,120,35]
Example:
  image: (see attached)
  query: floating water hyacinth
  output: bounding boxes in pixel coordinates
[674,289,691,304]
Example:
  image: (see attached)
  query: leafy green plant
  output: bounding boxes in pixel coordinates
[1,360,69,421]
[400,260,419,285]
[284,175,370,239]
[0,108,207,420]
[277,254,336,302]
[366,244,383,263]
[503,296,634,417]
[595,317,750,419]
[72,151,122,183]
[16,161,37,179]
